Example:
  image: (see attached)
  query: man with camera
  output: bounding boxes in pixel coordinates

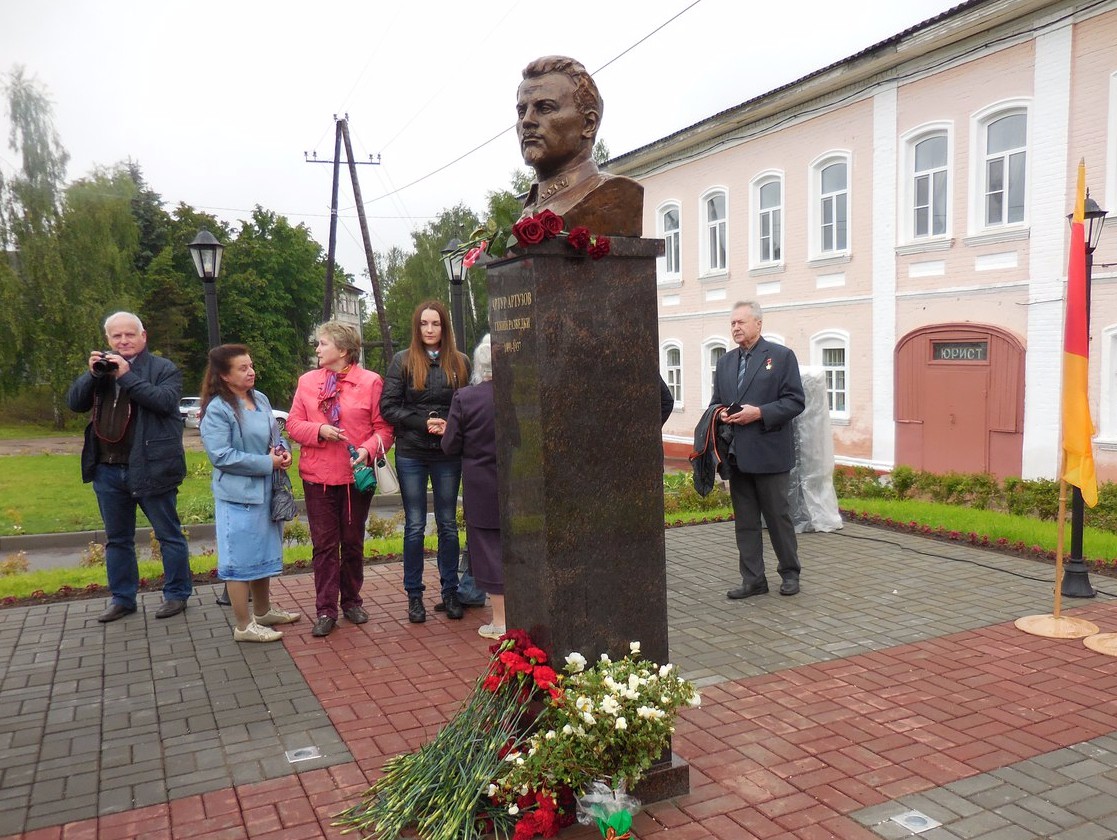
[67,311,193,622]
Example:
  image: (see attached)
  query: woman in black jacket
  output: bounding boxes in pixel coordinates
[380,300,471,624]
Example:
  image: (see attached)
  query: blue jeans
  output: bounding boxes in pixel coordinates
[397,455,461,598]
[93,463,192,609]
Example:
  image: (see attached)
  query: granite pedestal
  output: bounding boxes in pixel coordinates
[487,236,687,800]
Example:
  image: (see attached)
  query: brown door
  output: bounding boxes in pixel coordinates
[895,324,1024,478]
[921,365,989,473]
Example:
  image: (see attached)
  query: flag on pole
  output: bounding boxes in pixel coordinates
[1062,159,1098,507]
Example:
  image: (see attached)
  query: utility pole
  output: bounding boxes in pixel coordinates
[339,119,393,363]
[305,115,393,363]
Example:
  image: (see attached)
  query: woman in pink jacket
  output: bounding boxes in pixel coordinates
[286,322,394,638]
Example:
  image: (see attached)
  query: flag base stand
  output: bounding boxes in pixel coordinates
[1083,633,1117,656]
[1015,614,1098,639]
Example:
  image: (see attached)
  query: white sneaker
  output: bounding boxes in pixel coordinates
[253,606,302,626]
[478,623,506,640]
[234,621,284,643]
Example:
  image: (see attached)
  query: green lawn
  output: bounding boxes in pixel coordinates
[2,449,302,534]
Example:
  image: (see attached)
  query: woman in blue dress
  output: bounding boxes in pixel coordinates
[199,345,302,643]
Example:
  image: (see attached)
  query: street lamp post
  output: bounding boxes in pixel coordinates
[441,238,467,351]
[188,229,225,349]
[187,228,227,604]
[1064,189,1108,598]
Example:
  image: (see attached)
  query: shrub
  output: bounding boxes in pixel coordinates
[0,551,29,576]
[889,465,917,500]
[367,511,404,540]
[283,518,310,546]
[80,542,106,568]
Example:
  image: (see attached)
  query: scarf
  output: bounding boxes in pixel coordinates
[317,368,348,425]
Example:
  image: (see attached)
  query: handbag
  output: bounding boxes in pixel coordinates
[271,469,298,521]
[373,439,400,495]
[348,444,378,493]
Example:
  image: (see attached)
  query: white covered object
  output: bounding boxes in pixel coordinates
[789,366,843,533]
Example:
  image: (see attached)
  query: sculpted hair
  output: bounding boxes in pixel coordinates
[200,344,251,421]
[405,299,469,392]
[470,334,492,384]
[317,321,363,365]
[522,55,602,136]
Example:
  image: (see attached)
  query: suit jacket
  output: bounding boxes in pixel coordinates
[441,381,499,529]
[710,337,805,474]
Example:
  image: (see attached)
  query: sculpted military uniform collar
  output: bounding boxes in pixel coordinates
[524,158,601,215]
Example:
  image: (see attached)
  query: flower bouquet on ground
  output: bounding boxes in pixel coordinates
[334,636,698,840]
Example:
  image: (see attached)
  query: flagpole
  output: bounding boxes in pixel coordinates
[1016,158,1098,639]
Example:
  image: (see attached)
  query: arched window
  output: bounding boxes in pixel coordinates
[701,338,730,406]
[809,153,850,258]
[657,201,681,283]
[811,330,850,419]
[751,172,783,266]
[661,341,683,408]
[969,101,1030,233]
[700,188,728,275]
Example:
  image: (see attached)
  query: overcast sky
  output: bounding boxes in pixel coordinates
[2,0,960,292]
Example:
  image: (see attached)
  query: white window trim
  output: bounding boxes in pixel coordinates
[1107,73,1117,228]
[1099,325,1117,443]
[749,169,784,270]
[808,151,852,260]
[899,122,953,245]
[810,329,851,421]
[656,199,682,287]
[661,340,684,410]
[968,98,1031,237]
[698,186,729,279]
[701,337,731,407]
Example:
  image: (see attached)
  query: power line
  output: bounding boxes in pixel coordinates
[340,0,705,212]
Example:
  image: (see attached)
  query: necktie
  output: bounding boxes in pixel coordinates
[737,349,751,391]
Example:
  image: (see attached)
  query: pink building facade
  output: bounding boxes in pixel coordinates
[613,0,1117,481]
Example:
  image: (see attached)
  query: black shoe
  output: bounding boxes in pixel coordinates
[408,597,426,624]
[97,603,136,623]
[155,599,187,619]
[343,606,369,624]
[444,592,464,620]
[311,616,337,637]
[216,586,231,606]
[727,581,769,600]
[435,597,484,611]
[779,578,800,596]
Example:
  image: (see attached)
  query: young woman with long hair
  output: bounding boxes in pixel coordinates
[380,300,470,624]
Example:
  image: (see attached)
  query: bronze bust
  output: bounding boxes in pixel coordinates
[517,56,643,237]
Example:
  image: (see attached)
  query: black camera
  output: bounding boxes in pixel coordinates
[92,352,118,376]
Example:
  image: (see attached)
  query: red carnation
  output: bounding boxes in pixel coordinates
[512,216,546,246]
[536,210,565,238]
[525,645,547,663]
[532,665,558,689]
[566,226,591,251]
[588,235,611,260]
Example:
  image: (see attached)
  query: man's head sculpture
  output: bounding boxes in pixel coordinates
[516,55,643,237]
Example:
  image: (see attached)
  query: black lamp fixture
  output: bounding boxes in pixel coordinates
[1083,190,1108,254]
[188,228,224,351]
[188,228,224,281]
[441,238,465,286]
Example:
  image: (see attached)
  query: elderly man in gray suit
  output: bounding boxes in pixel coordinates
[711,301,805,599]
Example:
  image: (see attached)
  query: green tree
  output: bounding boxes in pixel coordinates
[382,203,481,357]
[216,207,325,405]
[0,66,72,421]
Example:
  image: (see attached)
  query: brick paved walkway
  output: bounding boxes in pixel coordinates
[2,521,1116,839]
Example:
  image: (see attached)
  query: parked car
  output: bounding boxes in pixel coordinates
[179,396,201,418]
[185,406,288,433]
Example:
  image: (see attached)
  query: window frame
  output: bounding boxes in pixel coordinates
[809,152,851,260]
[661,341,684,409]
[810,330,851,421]
[750,171,784,268]
[701,337,731,407]
[656,200,682,285]
[969,100,1031,235]
[900,123,953,244]
[699,187,729,278]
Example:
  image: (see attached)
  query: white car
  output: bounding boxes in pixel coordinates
[179,396,201,418]
[185,406,288,432]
